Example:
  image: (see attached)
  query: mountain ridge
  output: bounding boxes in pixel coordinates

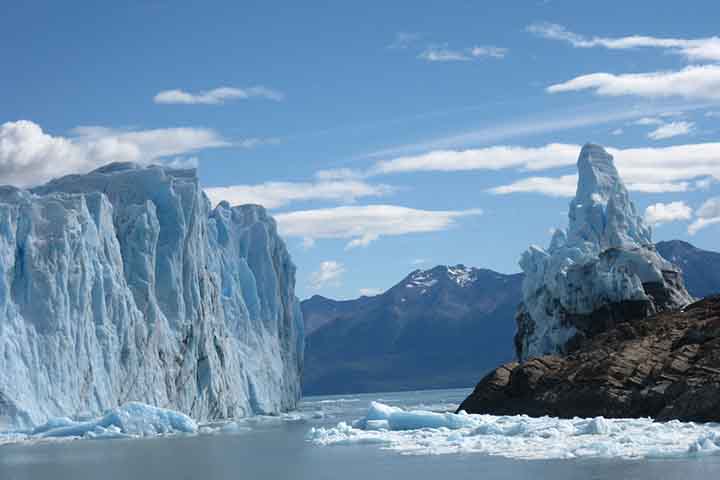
[303,241,720,395]
[302,264,524,395]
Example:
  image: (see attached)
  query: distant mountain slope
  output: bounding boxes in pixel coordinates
[656,240,720,299]
[302,266,523,395]
[303,241,720,396]
[302,294,376,334]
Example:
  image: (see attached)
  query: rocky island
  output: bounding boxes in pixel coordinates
[459,144,720,421]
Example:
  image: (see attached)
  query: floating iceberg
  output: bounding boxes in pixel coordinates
[352,402,475,431]
[0,163,304,429]
[30,402,198,440]
[308,402,720,460]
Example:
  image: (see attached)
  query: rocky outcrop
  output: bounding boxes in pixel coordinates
[458,295,720,422]
[516,144,692,361]
[0,163,303,429]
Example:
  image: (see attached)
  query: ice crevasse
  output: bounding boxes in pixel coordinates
[0,162,304,429]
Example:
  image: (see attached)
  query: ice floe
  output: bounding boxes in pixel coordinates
[307,402,720,460]
[2,403,197,443]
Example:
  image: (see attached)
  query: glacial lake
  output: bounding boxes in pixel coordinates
[1,388,720,480]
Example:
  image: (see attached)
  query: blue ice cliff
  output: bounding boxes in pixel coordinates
[515,144,693,361]
[0,163,304,429]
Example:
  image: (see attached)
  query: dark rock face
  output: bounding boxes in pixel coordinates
[302,266,523,395]
[458,296,720,422]
[657,240,720,299]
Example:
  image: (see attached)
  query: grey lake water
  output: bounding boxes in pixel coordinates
[1,388,719,480]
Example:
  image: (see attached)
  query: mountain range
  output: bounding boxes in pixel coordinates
[303,241,720,395]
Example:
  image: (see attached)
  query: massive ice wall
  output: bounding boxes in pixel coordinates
[0,163,303,429]
[515,144,692,361]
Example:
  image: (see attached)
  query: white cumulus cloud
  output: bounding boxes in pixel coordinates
[275,205,482,249]
[644,201,693,226]
[0,120,228,187]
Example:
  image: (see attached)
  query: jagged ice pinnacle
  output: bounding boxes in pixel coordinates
[515,144,692,361]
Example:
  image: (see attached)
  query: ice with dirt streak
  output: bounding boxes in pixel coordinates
[0,162,304,430]
[308,402,720,460]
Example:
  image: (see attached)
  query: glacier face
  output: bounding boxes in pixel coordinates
[0,163,303,429]
[515,144,692,362]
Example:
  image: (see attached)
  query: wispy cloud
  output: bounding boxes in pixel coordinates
[359,287,383,296]
[469,46,508,58]
[357,102,707,160]
[204,180,394,209]
[309,261,346,289]
[0,120,228,187]
[321,138,720,199]
[419,46,470,62]
[488,174,578,197]
[547,65,720,101]
[388,32,422,49]
[527,22,720,61]
[370,143,580,175]
[154,86,284,105]
[275,205,482,249]
[633,117,665,126]
[689,197,720,234]
[647,121,695,140]
[644,201,693,227]
[487,143,720,197]
[418,44,507,62]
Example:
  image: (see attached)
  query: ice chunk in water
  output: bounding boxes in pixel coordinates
[308,402,720,460]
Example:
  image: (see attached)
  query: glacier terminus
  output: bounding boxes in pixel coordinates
[0,162,304,429]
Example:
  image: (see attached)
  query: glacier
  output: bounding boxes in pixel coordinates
[308,402,720,459]
[515,144,693,361]
[0,162,304,429]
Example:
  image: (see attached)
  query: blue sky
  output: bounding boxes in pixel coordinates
[2,1,720,299]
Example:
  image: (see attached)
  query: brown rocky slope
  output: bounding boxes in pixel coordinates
[458,295,720,422]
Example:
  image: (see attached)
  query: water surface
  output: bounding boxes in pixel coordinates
[1,388,719,480]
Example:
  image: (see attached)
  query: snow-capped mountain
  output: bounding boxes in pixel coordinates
[515,144,692,362]
[0,163,303,429]
[302,265,523,394]
[302,233,720,396]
